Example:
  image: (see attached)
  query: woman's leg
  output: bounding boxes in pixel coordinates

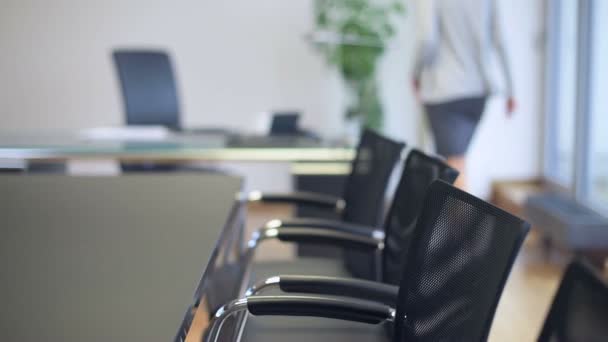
[446,155,467,189]
[425,97,487,191]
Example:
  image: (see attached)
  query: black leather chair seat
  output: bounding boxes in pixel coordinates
[241,315,389,342]
[238,257,389,342]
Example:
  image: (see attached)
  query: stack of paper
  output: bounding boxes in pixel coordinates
[79,126,169,141]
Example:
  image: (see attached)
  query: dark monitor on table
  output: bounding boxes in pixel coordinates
[269,112,300,136]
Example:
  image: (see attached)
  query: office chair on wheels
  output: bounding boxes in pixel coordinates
[209,180,530,342]
[537,259,608,342]
[243,129,405,278]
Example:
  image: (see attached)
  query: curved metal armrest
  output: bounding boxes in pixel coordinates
[247,224,383,253]
[247,295,394,324]
[266,217,382,237]
[208,296,394,341]
[275,227,382,251]
[245,225,383,268]
[241,191,345,213]
[247,275,398,305]
[208,295,395,341]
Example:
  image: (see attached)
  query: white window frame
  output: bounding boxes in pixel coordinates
[544,0,606,215]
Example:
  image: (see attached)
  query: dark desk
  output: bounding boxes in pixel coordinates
[0,174,244,341]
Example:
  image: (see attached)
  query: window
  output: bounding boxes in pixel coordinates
[545,0,607,215]
[545,0,578,187]
[588,0,608,210]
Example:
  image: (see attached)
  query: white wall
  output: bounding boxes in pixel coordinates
[465,0,545,197]
[0,0,344,137]
[0,0,543,198]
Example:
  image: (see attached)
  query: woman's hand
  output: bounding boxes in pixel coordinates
[412,78,421,101]
[506,97,516,117]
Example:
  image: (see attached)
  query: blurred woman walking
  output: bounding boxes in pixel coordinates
[412,0,516,189]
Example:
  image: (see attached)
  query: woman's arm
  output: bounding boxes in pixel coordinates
[490,0,516,113]
[412,0,439,82]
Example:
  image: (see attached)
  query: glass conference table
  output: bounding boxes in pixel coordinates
[0,130,353,260]
[0,131,354,164]
[0,174,247,342]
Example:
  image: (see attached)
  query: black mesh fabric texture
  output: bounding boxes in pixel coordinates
[342,130,405,279]
[393,180,529,342]
[538,260,608,342]
[341,130,405,225]
[382,150,459,286]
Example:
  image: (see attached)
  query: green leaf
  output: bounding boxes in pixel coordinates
[392,2,405,13]
[382,23,395,37]
[312,0,406,132]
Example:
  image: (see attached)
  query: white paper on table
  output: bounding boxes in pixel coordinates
[79,126,170,141]
[0,158,26,170]
[252,111,272,135]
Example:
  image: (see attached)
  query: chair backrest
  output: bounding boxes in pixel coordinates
[113,50,181,129]
[341,129,405,225]
[382,150,459,285]
[393,180,530,342]
[538,260,608,342]
[341,130,404,280]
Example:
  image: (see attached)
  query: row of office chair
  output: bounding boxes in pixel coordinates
[112,50,608,339]
[204,129,532,341]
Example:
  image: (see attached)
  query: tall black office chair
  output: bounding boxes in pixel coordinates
[113,49,187,172]
[538,260,608,342]
[380,149,460,285]
[113,49,181,130]
[209,180,530,342]
[244,129,403,279]
[246,128,404,231]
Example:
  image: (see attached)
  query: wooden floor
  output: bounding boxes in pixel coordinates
[189,204,573,341]
[488,232,565,342]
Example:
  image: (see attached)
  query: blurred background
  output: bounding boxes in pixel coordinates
[1,0,548,197]
[1,1,607,340]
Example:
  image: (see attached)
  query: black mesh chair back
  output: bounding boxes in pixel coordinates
[538,260,608,342]
[393,180,530,342]
[341,129,405,225]
[382,150,459,286]
[113,50,181,129]
[342,130,405,279]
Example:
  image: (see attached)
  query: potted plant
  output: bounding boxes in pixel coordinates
[310,0,404,134]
